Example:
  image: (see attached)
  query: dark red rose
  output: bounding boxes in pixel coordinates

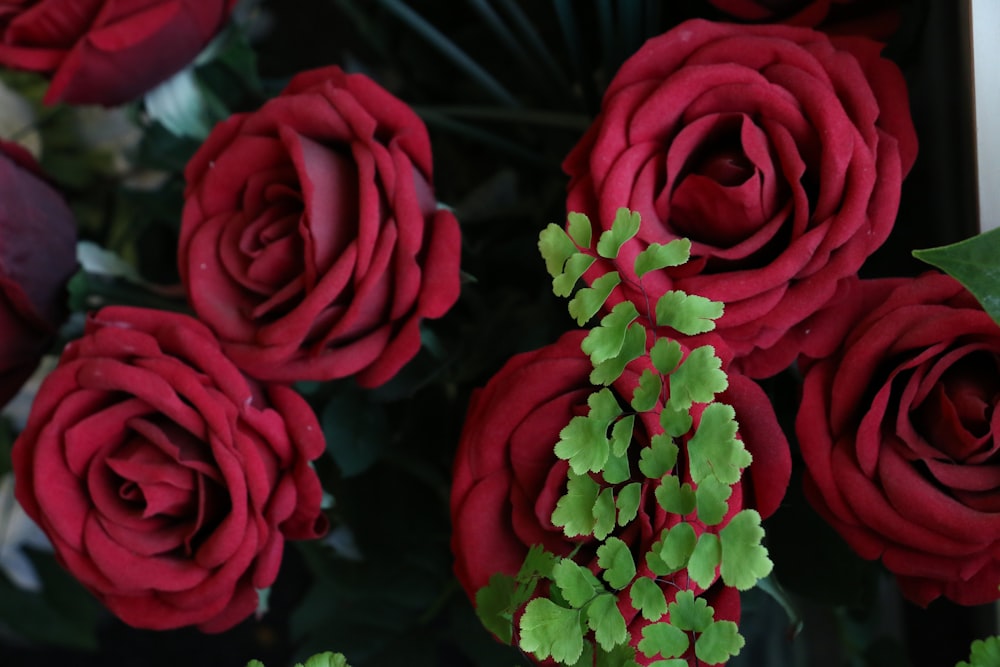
[563,19,917,379]
[12,306,328,631]
[0,140,77,407]
[797,274,1000,606]
[450,331,790,663]
[705,0,901,39]
[179,65,462,388]
[0,0,237,106]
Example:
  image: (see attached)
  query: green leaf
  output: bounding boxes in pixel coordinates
[597,208,641,259]
[519,598,586,664]
[631,369,662,413]
[603,451,631,485]
[719,510,773,590]
[555,414,611,475]
[694,620,745,664]
[654,475,695,516]
[569,272,621,325]
[610,415,635,458]
[638,621,690,659]
[913,227,1000,325]
[587,593,629,650]
[475,573,518,643]
[655,290,724,335]
[582,301,640,364]
[659,402,693,438]
[645,539,676,577]
[596,640,641,667]
[668,346,728,409]
[688,533,721,590]
[303,653,351,667]
[650,338,683,375]
[629,577,667,622]
[553,558,604,608]
[667,590,714,633]
[687,402,750,485]
[616,482,641,526]
[552,471,600,537]
[518,544,560,583]
[591,322,647,386]
[593,487,617,540]
[597,537,636,589]
[660,522,697,570]
[540,223,580,277]
[638,435,678,479]
[694,477,732,526]
[144,67,214,139]
[647,661,688,667]
[553,253,597,297]
[957,635,1000,667]
[590,387,625,423]
[635,239,692,277]
[567,211,594,248]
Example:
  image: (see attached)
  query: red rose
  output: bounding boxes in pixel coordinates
[563,19,917,378]
[450,331,790,663]
[179,65,462,388]
[796,274,1000,606]
[11,306,328,632]
[0,0,237,106]
[705,0,901,39]
[0,140,77,407]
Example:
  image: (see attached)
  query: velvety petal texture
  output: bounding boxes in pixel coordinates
[0,0,238,105]
[11,306,328,632]
[179,65,462,388]
[450,331,791,664]
[563,19,917,378]
[0,140,77,407]
[796,274,1000,607]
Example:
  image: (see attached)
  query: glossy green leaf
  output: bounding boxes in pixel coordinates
[659,402,693,438]
[610,415,635,457]
[555,414,610,475]
[660,522,697,570]
[602,450,631,485]
[913,227,1000,325]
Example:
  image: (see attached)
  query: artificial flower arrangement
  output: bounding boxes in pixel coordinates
[0,1,996,666]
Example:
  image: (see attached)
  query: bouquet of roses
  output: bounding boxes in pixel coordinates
[0,1,996,666]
